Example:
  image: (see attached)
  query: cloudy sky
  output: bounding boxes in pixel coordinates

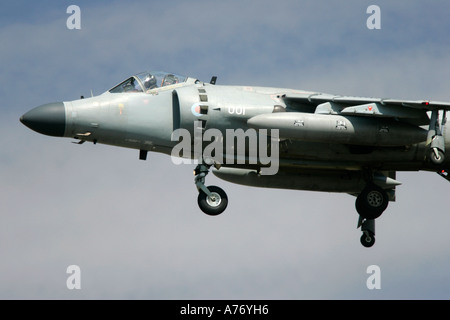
[1,0,450,300]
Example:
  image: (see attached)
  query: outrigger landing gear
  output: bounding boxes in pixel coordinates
[428,109,446,165]
[429,140,445,165]
[194,163,228,216]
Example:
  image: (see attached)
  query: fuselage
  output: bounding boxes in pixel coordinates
[21,72,450,179]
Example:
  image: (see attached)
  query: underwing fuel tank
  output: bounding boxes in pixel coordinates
[213,167,402,193]
[247,112,428,146]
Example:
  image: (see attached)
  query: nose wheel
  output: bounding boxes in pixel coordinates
[194,163,228,216]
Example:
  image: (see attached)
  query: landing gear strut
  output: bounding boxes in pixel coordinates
[194,163,228,216]
[428,109,446,165]
[359,217,375,248]
[355,182,389,248]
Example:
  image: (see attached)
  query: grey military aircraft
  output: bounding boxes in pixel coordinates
[20,70,450,247]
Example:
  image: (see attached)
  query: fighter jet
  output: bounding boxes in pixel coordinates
[20,70,450,247]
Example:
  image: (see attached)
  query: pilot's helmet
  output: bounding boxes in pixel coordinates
[144,74,157,89]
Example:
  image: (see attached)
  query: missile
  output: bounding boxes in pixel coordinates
[247,112,427,146]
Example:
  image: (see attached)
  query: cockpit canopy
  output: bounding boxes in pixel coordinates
[109,71,191,94]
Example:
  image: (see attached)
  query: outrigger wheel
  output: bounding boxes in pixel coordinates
[428,109,446,166]
[429,147,445,166]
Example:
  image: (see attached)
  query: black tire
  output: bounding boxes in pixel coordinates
[360,232,375,248]
[197,186,228,216]
[356,184,389,220]
[429,149,445,166]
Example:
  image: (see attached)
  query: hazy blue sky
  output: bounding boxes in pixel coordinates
[1,0,450,299]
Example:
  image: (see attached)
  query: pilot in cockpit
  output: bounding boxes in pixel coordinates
[162,74,178,86]
[143,74,157,90]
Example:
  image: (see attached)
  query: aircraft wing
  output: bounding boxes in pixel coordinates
[283,93,450,125]
[284,93,450,110]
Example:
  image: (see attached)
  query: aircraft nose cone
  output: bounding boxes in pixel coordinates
[20,102,66,137]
